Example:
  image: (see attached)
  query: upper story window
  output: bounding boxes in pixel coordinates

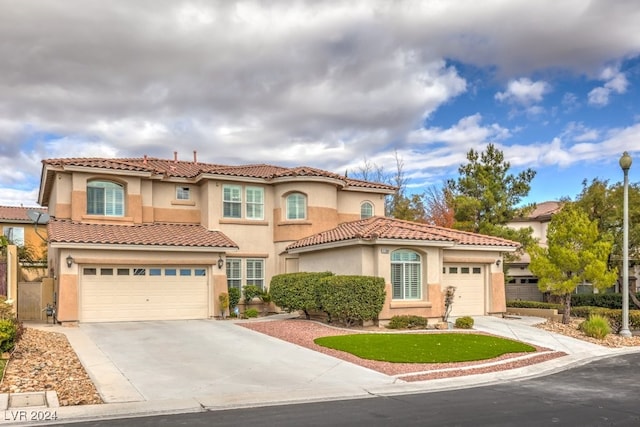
[391,249,421,300]
[176,186,190,200]
[223,185,242,218]
[2,226,24,246]
[245,187,264,220]
[223,185,264,220]
[360,201,374,219]
[286,192,306,220]
[87,181,124,216]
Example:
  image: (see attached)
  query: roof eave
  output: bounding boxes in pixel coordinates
[49,242,239,252]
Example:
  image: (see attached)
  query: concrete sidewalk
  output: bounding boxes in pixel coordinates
[5,315,640,425]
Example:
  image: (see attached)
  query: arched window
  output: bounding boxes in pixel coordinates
[286,193,306,220]
[87,181,124,216]
[360,201,374,219]
[391,249,421,300]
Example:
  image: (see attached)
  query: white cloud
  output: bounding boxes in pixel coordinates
[495,78,551,105]
[588,65,629,106]
[0,1,640,203]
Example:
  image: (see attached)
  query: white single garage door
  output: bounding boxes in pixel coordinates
[80,266,209,322]
[442,264,485,316]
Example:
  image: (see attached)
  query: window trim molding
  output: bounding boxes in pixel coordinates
[86,179,126,217]
[284,192,307,220]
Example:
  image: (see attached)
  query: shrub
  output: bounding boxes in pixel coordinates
[571,293,640,309]
[317,275,386,327]
[387,315,428,329]
[579,314,611,339]
[507,300,563,311]
[243,308,259,319]
[0,319,18,353]
[571,306,640,333]
[218,293,229,318]
[228,287,241,311]
[269,272,334,319]
[455,316,474,329]
[242,285,263,303]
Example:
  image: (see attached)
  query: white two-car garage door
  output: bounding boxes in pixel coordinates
[80,266,209,322]
[442,264,485,317]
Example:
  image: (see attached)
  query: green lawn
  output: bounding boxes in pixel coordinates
[314,333,536,363]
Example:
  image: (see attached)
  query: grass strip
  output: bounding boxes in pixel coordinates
[314,333,535,363]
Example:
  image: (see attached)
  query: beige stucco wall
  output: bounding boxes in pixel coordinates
[1,222,48,260]
[337,191,386,219]
[296,245,506,321]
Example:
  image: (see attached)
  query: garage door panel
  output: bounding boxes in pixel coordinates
[443,264,485,317]
[81,266,209,322]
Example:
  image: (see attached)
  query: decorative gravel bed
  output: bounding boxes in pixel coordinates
[535,318,640,347]
[239,318,567,381]
[0,328,102,406]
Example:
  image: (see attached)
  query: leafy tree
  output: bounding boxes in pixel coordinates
[528,203,618,324]
[574,178,640,268]
[423,184,455,228]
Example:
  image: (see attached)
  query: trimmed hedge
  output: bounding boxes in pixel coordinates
[571,293,640,309]
[317,275,386,327]
[387,315,429,329]
[455,316,474,329]
[269,272,334,319]
[507,300,563,311]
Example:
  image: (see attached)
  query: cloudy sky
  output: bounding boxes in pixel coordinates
[2,0,640,207]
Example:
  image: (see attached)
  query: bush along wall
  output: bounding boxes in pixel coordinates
[571,293,640,309]
[269,272,334,319]
[317,275,386,327]
[571,306,640,333]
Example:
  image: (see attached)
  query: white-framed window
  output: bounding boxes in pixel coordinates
[176,186,190,200]
[226,258,242,292]
[246,187,264,220]
[223,185,242,218]
[286,193,306,220]
[360,201,374,219]
[391,249,421,300]
[87,180,125,216]
[246,259,265,289]
[226,258,265,292]
[3,226,25,246]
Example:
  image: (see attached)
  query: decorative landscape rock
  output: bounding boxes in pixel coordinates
[0,328,102,406]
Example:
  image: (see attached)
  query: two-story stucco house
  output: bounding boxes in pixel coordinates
[37,154,518,324]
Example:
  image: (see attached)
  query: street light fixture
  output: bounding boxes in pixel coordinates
[619,151,632,337]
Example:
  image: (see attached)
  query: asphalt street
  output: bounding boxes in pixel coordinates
[59,352,640,427]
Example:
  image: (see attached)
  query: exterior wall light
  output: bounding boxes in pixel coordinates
[217,255,224,269]
[66,255,74,268]
[495,259,501,267]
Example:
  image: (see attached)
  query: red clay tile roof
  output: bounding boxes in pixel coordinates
[0,206,48,223]
[287,217,520,251]
[41,157,396,191]
[512,201,563,222]
[48,219,238,249]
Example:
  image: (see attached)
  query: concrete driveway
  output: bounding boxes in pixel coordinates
[79,319,396,405]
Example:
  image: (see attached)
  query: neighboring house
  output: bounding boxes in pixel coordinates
[0,205,48,260]
[505,201,562,301]
[37,154,518,324]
